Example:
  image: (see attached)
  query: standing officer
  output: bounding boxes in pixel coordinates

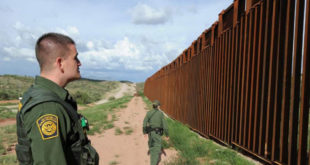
[143,100,169,165]
[15,33,99,165]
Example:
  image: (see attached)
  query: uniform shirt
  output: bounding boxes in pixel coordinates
[143,108,169,136]
[22,76,76,164]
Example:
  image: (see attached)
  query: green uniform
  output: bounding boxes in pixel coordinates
[16,76,99,165]
[143,108,168,165]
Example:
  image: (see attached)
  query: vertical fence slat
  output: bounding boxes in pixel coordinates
[253,1,265,154]
[258,0,273,156]
[279,0,295,163]
[248,4,260,151]
[297,0,310,163]
[288,0,305,164]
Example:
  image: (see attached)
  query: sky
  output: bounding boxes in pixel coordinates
[0,0,232,82]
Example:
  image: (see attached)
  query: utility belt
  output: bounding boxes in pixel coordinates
[146,127,163,136]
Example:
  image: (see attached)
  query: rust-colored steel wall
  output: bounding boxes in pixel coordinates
[144,0,310,164]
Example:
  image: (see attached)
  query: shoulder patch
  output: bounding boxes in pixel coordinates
[36,114,58,140]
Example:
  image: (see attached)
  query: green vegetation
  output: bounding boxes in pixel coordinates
[0,75,119,104]
[0,154,17,165]
[80,96,133,135]
[135,82,144,96]
[123,126,133,135]
[115,127,123,135]
[0,107,16,120]
[109,160,119,165]
[0,125,17,158]
[140,93,152,110]
[141,92,254,165]
[164,118,254,165]
[0,75,34,100]
[67,79,119,104]
[109,96,116,101]
[0,102,17,106]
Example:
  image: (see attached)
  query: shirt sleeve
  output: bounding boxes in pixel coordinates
[143,112,149,134]
[24,102,71,165]
[162,113,169,137]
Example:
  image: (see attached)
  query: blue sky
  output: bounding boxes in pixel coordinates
[0,0,232,82]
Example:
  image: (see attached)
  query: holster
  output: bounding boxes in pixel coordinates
[153,128,164,136]
[70,119,99,165]
[145,126,152,134]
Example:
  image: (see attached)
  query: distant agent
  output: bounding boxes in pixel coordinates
[16,32,99,164]
[143,100,169,165]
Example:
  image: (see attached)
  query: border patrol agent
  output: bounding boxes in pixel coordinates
[16,33,99,165]
[143,100,169,165]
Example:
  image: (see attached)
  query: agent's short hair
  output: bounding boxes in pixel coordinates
[35,32,75,71]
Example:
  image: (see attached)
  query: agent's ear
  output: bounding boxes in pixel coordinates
[56,57,64,73]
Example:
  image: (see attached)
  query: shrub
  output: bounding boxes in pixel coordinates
[0,92,9,100]
[72,91,92,104]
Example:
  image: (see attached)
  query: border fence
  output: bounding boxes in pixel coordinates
[144,0,310,164]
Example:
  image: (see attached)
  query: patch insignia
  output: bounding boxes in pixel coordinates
[18,102,22,111]
[36,114,58,140]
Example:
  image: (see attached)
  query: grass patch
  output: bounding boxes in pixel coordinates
[123,126,133,135]
[163,118,255,165]
[67,80,119,104]
[109,96,116,101]
[162,137,173,149]
[0,107,16,120]
[0,125,17,155]
[139,93,152,110]
[124,121,129,124]
[120,105,127,108]
[80,96,132,135]
[115,127,123,135]
[135,82,144,96]
[0,75,34,100]
[0,102,18,106]
[109,160,119,165]
[0,154,17,165]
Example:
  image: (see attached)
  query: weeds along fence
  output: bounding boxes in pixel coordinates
[144,0,310,164]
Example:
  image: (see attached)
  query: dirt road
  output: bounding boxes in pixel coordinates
[89,96,177,165]
[94,83,136,105]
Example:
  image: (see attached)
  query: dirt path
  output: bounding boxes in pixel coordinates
[94,83,136,105]
[0,118,16,127]
[89,96,177,165]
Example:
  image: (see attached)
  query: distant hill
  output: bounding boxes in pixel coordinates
[0,74,120,104]
[119,80,133,83]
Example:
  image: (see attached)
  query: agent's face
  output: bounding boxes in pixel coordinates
[63,44,81,83]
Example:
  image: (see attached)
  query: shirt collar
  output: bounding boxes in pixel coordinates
[34,76,68,101]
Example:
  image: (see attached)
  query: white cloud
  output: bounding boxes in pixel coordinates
[86,41,94,49]
[79,36,179,72]
[3,46,36,62]
[131,4,172,25]
[3,57,11,61]
[67,26,79,35]
[55,26,80,36]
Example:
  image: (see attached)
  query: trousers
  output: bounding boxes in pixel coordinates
[148,131,162,165]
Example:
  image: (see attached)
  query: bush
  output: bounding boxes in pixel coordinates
[72,91,92,104]
[0,92,9,100]
[109,96,115,101]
